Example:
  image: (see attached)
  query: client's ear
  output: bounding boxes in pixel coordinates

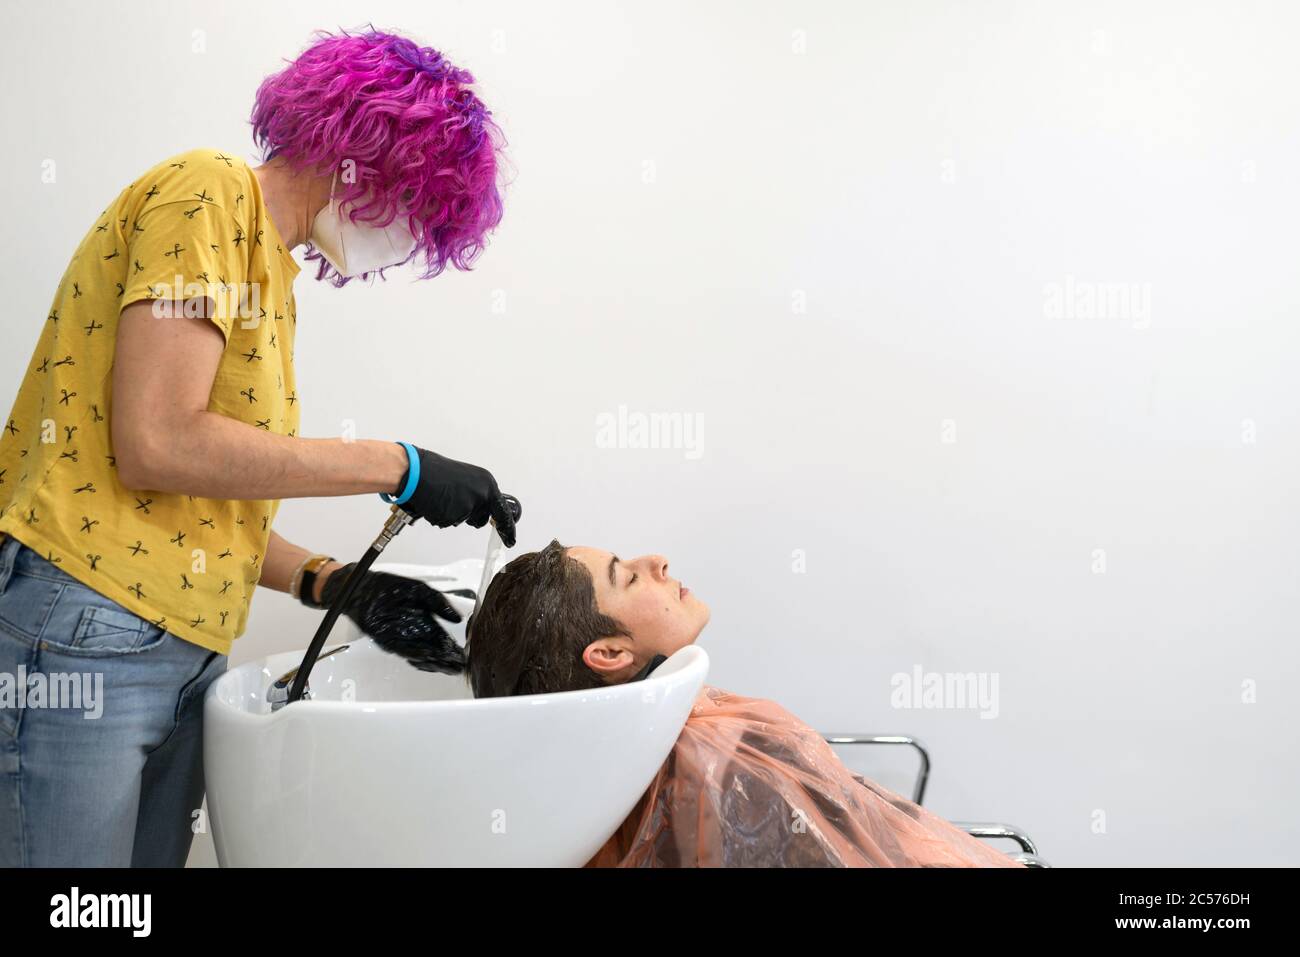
[581,640,638,682]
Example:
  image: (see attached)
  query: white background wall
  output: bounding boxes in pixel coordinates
[2,0,1296,867]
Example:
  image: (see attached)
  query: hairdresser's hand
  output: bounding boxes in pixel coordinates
[393,445,519,548]
[319,563,466,674]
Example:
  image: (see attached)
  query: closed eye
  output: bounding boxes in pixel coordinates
[610,556,638,588]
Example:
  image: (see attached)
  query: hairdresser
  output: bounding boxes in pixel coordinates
[0,30,517,867]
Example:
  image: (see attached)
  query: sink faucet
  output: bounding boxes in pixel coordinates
[267,644,351,712]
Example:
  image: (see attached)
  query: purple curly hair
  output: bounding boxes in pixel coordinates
[251,26,507,285]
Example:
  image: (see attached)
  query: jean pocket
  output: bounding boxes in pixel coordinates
[44,600,168,658]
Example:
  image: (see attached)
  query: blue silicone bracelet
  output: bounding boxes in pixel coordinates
[380,441,420,506]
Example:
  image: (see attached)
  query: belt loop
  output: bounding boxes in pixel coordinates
[0,533,15,596]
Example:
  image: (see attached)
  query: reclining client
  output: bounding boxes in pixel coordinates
[462,540,1026,869]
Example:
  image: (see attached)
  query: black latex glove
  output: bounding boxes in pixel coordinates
[320,563,466,674]
[395,446,519,548]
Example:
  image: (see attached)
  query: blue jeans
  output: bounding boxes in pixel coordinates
[0,534,227,866]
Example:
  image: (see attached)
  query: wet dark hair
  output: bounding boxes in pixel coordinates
[465,540,629,698]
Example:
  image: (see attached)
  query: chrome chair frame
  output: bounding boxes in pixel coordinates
[823,731,1049,867]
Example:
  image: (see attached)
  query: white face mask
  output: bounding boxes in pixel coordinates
[309,172,418,278]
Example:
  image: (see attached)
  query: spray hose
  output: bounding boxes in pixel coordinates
[285,493,521,706]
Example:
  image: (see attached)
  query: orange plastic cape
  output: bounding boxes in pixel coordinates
[586,686,1027,868]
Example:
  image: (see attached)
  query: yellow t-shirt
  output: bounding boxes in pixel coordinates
[0,147,302,655]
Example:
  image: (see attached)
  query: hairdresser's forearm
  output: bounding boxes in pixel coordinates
[120,411,409,500]
[261,531,345,600]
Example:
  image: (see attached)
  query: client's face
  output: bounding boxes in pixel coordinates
[567,546,710,682]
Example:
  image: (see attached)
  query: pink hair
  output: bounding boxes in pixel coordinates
[251,26,507,285]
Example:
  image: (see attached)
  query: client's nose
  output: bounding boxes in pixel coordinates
[642,554,670,582]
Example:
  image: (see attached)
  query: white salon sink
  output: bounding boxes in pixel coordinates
[203,559,708,867]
